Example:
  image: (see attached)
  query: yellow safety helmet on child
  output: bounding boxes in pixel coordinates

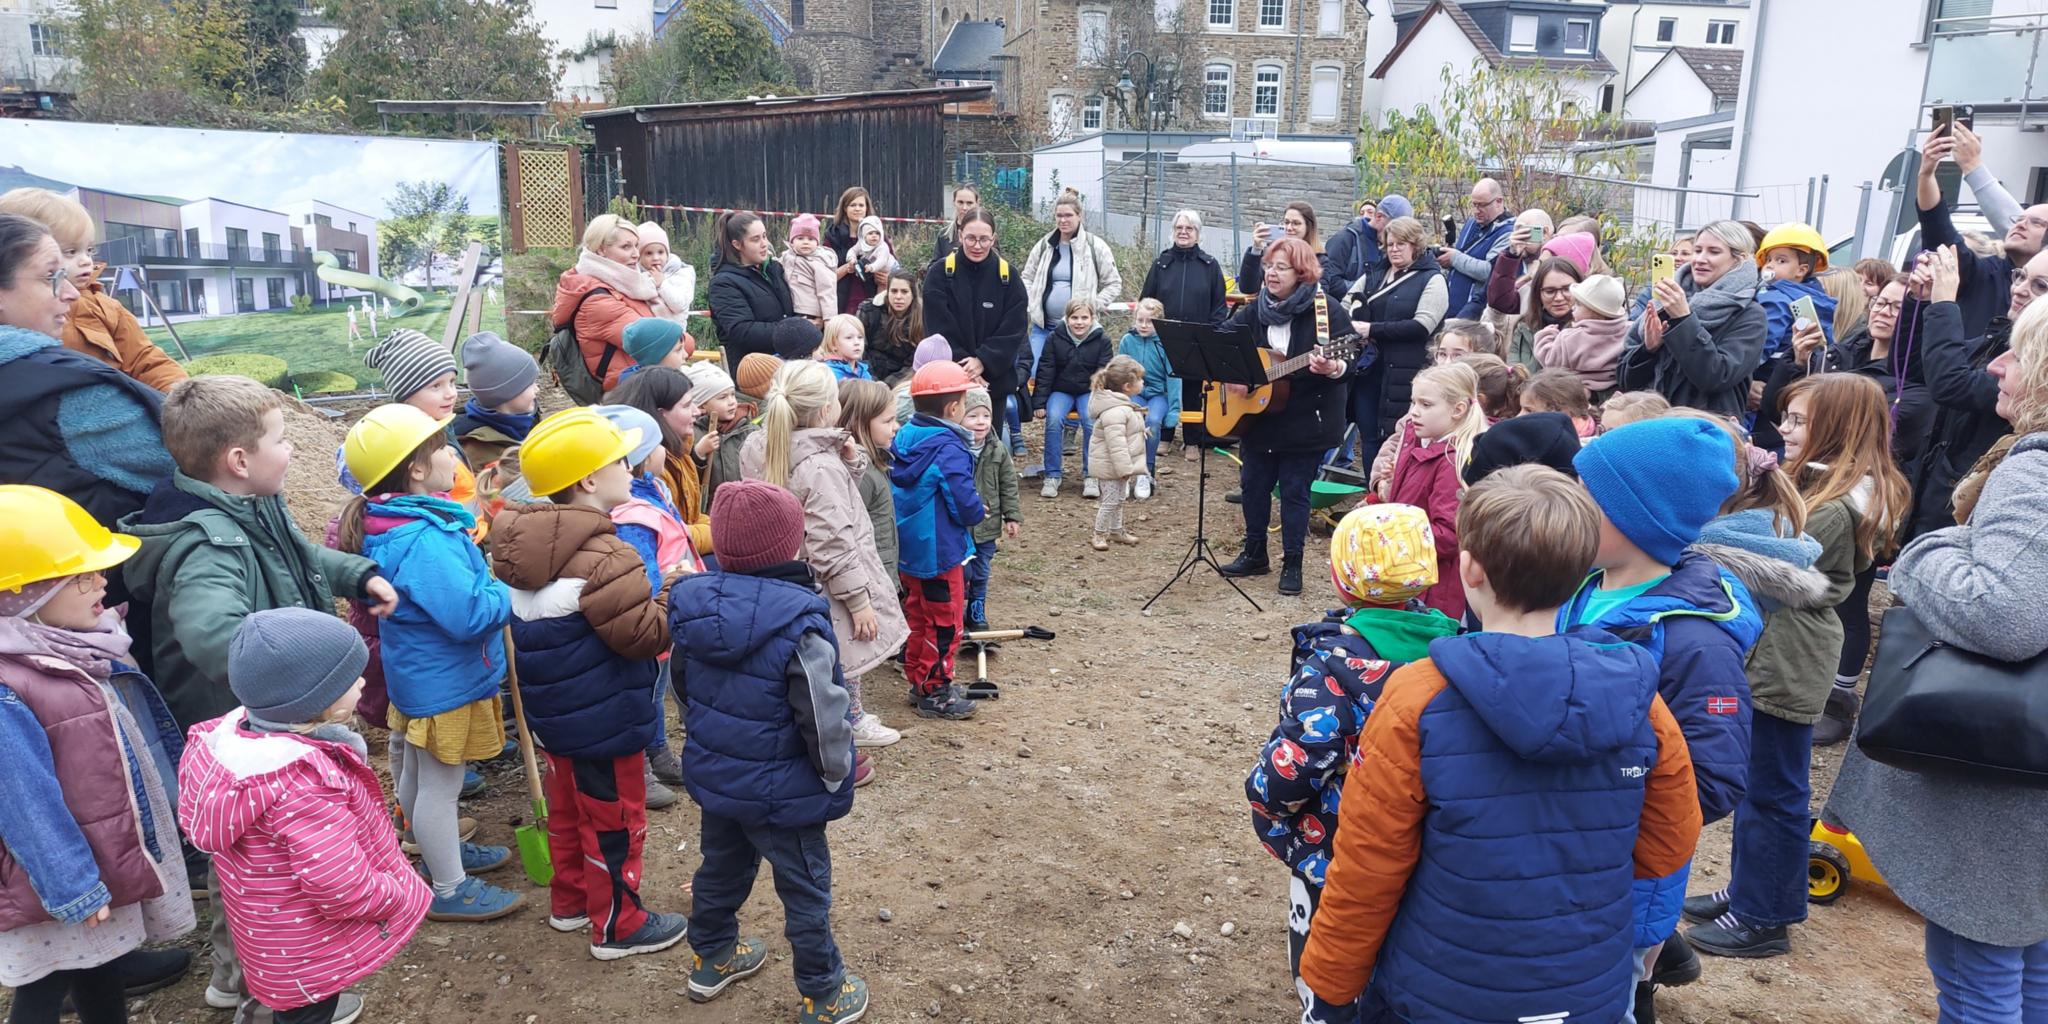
[1329,503,1438,606]
[1756,223,1829,274]
[0,485,141,593]
[519,407,640,497]
[344,404,453,490]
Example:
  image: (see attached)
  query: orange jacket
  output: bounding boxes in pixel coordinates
[551,268,655,393]
[64,276,187,392]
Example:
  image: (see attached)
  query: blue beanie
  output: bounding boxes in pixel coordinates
[1378,194,1415,221]
[622,317,684,367]
[1573,417,1737,565]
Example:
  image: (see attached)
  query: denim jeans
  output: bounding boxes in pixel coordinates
[1138,394,1169,474]
[1042,391,1090,478]
[1729,711,1813,929]
[646,659,673,755]
[689,812,845,1000]
[964,540,997,627]
[1924,921,2048,1023]
[1005,326,1053,452]
[1238,448,1322,562]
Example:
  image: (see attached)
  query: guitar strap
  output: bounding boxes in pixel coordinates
[1314,291,1330,349]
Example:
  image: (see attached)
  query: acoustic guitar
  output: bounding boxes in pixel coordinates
[1203,293,1364,438]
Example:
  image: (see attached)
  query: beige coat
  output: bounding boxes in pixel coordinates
[1087,390,1148,482]
[740,427,907,677]
[780,246,841,321]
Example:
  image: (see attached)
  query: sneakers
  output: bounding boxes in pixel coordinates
[688,938,769,1002]
[1219,551,1270,577]
[648,746,685,785]
[459,841,513,873]
[426,875,525,922]
[1682,888,1731,924]
[204,985,242,1009]
[915,691,978,720]
[1278,559,1303,596]
[328,993,366,1024]
[1082,478,1100,499]
[591,910,688,961]
[799,975,870,1024]
[113,948,190,998]
[1685,912,1790,958]
[851,713,901,748]
[1812,687,1860,746]
[1019,463,1043,479]
[400,816,480,855]
[1090,534,1109,551]
[1134,475,1153,500]
[852,752,877,788]
[459,766,487,799]
[1040,476,1060,498]
[1112,532,1139,547]
[645,774,680,810]
[548,912,592,933]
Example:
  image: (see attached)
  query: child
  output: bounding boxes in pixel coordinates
[612,366,719,560]
[1299,465,1701,1024]
[0,486,194,1024]
[1247,503,1457,1023]
[1852,256,1897,299]
[890,361,989,720]
[961,387,1021,633]
[636,220,699,329]
[1031,297,1114,497]
[1384,362,1487,619]
[337,405,525,920]
[1431,319,1497,364]
[453,330,541,473]
[1755,223,1837,374]
[1086,355,1149,551]
[1521,367,1600,439]
[742,360,905,770]
[1117,298,1182,495]
[706,355,777,514]
[782,213,842,322]
[1462,411,1582,485]
[490,408,689,961]
[895,334,955,425]
[619,316,689,384]
[346,329,463,495]
[1534,273,1629,402]
[669,481,870,1024]
[1597,390,1670,432]
[0,187,187,390]
[848,215,898,307]
[180,609,429,1024]
[837,378,905,748]
[1458,352,1526,421]
[1681,377,1908,960]
[1560,417,1762,1020]
[815,314,875,381]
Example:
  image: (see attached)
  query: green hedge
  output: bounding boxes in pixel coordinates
[291,370,357,394]
[185,353,290,389]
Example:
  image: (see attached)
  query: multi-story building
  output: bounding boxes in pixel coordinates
[1364,0,1615,128]
[280,199,380,304]
[0,0,72,92]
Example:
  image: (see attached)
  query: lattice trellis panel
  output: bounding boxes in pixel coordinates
[517,148,576,249]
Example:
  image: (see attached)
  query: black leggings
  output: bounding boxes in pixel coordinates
[1834,564,1878,679]
[9,963,126,1024]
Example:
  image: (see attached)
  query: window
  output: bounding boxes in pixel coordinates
[1317,0,1341,35]
[1155,0,1180,30]
[1202,63,1232,116]
[184,228,199,258]
[1655,17,1674,42]
[337,250,355,270]
[235,278,255,313]
[187,280,206,314]
[1258,0,1283,30]
[1508,14,1538,52]
[1082,94,1105,130]
[1253,63,1281,117]
[29,23,60,56]
[1600,83,1617,113]
[1078,8,1109,63]
[1048,92,1078,139]
[225,228,249,260]
[1309,65,1341,122]
[1206,0,1232,29]
[266,278,286,308]
[1564,18,1591,53]
[261,232,281,262]
[1706,20,1736,44]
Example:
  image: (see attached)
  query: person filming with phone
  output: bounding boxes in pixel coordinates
[1619,219,1768,417]
[1918,113,2048,339]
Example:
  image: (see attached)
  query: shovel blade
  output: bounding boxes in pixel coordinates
[516,823,552,886]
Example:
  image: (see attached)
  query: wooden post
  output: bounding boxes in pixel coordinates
[439,241,485,359]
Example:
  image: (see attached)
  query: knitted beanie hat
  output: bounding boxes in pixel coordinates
[1541,232,1598,276]
[912,334,953,370]
[773,317,824,360]
[623,317,684,368]
[683,362,736,408]
[635,221,670,252]
[366,328,457,402]
[1574,417,1738,565]
[1464,412,1582,486]
[735,353,782,401]
[595,404,663,470]
[229,608,370,724]
[962,387,991,414]
[1329,503,1437,606]
[460,331,539,409]
[709,480,805,574]
[1377,194,1415,221]
[791,213,822,241]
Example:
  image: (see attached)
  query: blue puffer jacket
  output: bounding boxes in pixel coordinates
[669,566,855,828]
[1757,276,1837,365]
[1368,629,1665,1024]
[359,495,509,718]
[890,415,986,579]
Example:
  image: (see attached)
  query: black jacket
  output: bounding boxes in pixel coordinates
[857,300,919,384]
[1907,301,2010,541]
[1342,259,1443,447]
[1029,325,1113,405]
[1140,244,1228,326]
[1919,200,2012,341]
[0,330,168,528]
[708,259,796,366]
[1221,298,1354,455]
[921,252,1029,408]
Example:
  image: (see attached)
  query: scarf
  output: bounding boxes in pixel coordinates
[244,712,371,761]
[1627,260,1762,350]
[461,398,537,443]
[0,598,134,681]
[574,248,658,303]
[1254,281,1319,327]
[1953,433,2023,524]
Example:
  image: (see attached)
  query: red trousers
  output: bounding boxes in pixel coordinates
[901,567,965,696]
[543,751,650,944]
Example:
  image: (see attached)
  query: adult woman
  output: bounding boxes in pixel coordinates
[929,184,980,267]
[1619,219,1767,417]
[1140,209,1229,457]
[603,366,712,557]
[1341,216,1447,453]
[1506,257,1584,372]
[0,214,171,529]
[1826,293,2048,1020]
[1217,237,1355,597]
[826,187,887,313]
[1018,195,1123,450]
[922,210,1029,438]
[1482,208,1558,316]
[1238,202,1322,297]
[552,213,662,393]
[706,211,800,367]
[0,188,185,392]
[857,270,924,384]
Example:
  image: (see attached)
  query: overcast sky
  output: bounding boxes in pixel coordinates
[0,121,500,219]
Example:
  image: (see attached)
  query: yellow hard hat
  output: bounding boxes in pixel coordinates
[0,485,140,593]
[1329,503,1438,606]
[344,404,453,490]
[519,407,639,497]
[1756,223,1829,273]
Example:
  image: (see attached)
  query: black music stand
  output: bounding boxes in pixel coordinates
[1145,319,1266,612]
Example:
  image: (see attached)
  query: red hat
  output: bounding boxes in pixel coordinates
[710,480,806,574]
[910,360,973,396]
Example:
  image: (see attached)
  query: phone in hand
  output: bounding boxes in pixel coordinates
[1932,104,1955,139]
[1528,225,1546,245]
[1652,253,1677,284]
[1957,104,1976,131]
[1791,295,1820,330]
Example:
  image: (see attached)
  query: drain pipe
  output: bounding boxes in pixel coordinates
[1731,0,1769,221]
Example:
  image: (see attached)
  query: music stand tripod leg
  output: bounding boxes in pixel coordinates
[1143,434,1262,612]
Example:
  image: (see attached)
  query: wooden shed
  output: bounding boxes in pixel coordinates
[581,87,994,220]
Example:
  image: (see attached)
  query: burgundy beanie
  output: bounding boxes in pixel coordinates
[709,480,805,574]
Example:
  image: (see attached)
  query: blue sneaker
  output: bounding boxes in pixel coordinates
[459,842,512,873]
[799,975,869,1024]
[686,937,768,1002]
[460,766,487,799]
[591,910,687,961]
[425,876,524,922]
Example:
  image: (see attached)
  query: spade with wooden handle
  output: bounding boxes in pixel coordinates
[503,626,552,886]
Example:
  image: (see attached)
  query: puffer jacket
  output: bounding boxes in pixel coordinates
[1296,631,1699,1020]
[552,261,657,393]
[489,502,668,759]
[1139,243,1228,325]
[856,456,899,580]
[890,415,988,579]
[740,428,907,678]
[654,447,712,555]
[1384,420,1465,620]
[669,563,856,828]
[64,273,187,392]
[359,496,510,719]
[1117,329,1183,428]
[1086,390,1147,481]
[1533,314,1628,393]
[707,259,797,367]
[1690,504,1857,724]
[970,437,1021,547]
[1029,323,1114,404]
[178,711,429,1011]
[1022,228,1123,328]
[1757,277,1838,364]
[780,246,841,320]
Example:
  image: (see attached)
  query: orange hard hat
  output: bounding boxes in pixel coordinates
[909,360,974,396]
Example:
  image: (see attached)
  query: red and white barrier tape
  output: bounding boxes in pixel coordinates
[512,299,1141,319]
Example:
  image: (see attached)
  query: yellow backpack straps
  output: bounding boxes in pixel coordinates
[998,257,1010,283]
[945,252,958,275]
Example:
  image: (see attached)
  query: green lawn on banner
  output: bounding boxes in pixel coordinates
[141,290,508,392]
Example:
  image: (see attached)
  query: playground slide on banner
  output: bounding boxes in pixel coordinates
[314,251,422,315]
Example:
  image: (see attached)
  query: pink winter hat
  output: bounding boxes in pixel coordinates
[635,221,670,251]
[1541,231,1597,275]
[791,213,821,241]
[913,334,953,370]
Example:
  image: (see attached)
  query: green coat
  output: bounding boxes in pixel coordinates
[703,414,761,514]
[972,439,1022,546]
[119,471,377,728]
[1698,497,1862,724]
[857,457,900,581]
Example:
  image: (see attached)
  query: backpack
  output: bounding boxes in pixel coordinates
[545,287,619,405]
[943,252,1010,282]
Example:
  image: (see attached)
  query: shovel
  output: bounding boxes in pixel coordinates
[503,626,552,886]
[955,625,1056,700]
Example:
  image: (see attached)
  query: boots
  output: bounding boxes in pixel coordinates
[1219,540,1270,577]
[1632,981,1657,1024]
[1278,556,1303,596]
[1813,687,1860,746]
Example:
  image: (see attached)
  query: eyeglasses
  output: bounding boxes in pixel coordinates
[1469,196,1502,209]
[43,266,67,298]
[2011,269,2048,299]
[1870,297,1903,314]
[1539,285,1574,298]
[2017,216,2048,234]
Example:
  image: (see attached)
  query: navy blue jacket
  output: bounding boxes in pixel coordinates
[1445,213,1516,318]
[1919,198,2011,341]
[1322,217,1381,299]
[669,563,855,828]
[890,415,986,578]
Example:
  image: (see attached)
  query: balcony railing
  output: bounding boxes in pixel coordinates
[99,236,316,268]
[1924,12,2048,112]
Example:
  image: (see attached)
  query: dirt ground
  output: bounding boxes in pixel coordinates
[89,407,1937,1024]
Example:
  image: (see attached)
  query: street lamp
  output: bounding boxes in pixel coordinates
[1118,50,1177,247]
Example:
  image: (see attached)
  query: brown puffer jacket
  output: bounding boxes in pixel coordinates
[65,274,188,392]
[490,502,669,661]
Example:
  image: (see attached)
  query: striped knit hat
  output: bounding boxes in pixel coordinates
[365,328,457,402]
